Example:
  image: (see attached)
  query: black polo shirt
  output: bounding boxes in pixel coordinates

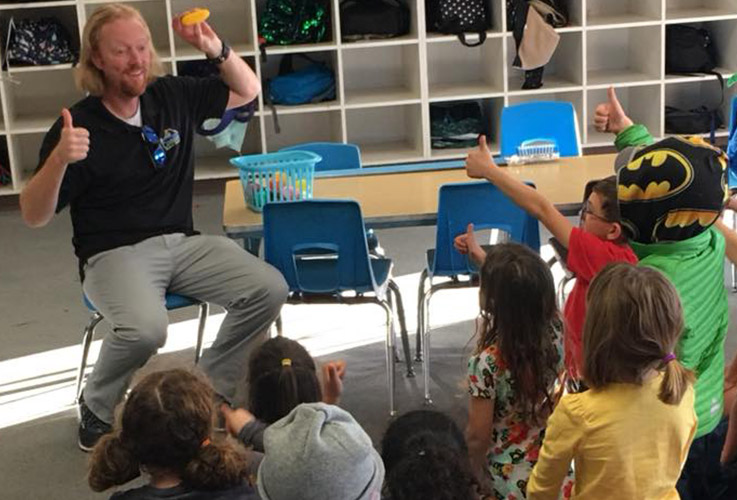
[36,76,230,265]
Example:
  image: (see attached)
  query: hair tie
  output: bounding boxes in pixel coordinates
[201,438,211,448]
[663,353,677,364]
[281,358,292,367]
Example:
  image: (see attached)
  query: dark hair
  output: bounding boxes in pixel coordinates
[590,176,621,223]
[88,369,248,492]
[248,337,322,424]
[381,410,475,500]
[476,242,560,425]
[584,263,694,405]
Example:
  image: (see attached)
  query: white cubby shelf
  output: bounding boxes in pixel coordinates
[0,0,735,194]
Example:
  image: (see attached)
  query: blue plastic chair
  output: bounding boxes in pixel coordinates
[263,200,411,416]
[75,293,209,403]
[417,181,541,403]
[500,101,581,158]
[279,142,362,172]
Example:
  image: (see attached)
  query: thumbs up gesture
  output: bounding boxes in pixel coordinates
[465,135,496,180]
[454,223,486,265]
[593,87,634,134]
[54,109,89,165]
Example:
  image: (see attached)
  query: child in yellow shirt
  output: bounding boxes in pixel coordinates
[527,263,697,499]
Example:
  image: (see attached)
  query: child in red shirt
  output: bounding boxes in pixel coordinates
[455,136,637,381]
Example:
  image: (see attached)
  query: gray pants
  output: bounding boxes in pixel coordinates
[82,233,288,423]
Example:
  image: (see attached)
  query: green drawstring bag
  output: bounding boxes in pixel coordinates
[258,0,330,54]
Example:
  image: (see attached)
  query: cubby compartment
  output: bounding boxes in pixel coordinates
[666,0,737,22]
[0,5,80,71]
[664,79,736,137]
[0,135,11,193]
[4,68,84,133]
[427,38,504,101]
[586,85,661,145]
[587,0,662,28]
[264,110,343,151]
[339,0,420,46]
[665,20,737,81]
[172,0,255,58]
[425,0,504,42]
[342,44,421,107]
[508,90,584,138]
[84,1,171,56]
[261,50,340,112]
[429,98,503,159]
[176,56,258,93]
[193,117,263,179]
[586,26,662,86]
[507,31,582,92]
[346,104,423,164]
[256,0,336,52]
[9,132,45,190]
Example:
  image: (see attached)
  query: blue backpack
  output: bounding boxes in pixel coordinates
[267,54,336,132]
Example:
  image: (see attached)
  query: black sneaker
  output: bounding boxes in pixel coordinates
[78,396,112,452]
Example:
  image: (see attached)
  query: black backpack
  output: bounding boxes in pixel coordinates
[426,0,491,47]
[340,0,410,41]
[666,25,717,73]
[664,25,724,142]
[430,101,486,149]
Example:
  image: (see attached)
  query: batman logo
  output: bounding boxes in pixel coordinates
[651,209,720,242]
[618,149,694,203]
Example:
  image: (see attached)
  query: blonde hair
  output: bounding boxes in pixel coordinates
[583,263,694,405]
[75,3,164,96]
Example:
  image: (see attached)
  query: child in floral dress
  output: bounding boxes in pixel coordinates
[465,242,573,499]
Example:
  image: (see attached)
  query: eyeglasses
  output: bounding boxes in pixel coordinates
[581,201,613,223]
[141,125,166,169]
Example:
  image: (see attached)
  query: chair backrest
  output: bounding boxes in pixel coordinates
[500,101,581,157]
[263,200,378,293]
[279,142,362,172]
[431,181,541,276]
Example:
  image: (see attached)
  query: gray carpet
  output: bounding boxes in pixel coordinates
[2,182,737,500]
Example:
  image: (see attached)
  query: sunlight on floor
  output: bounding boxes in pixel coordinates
[0,244,563,430]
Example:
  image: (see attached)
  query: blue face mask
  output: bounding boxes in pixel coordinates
[197,101,256,152]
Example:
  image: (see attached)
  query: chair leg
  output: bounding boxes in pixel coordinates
[194,302,209,364]
[421,288,434,405]
[388,279,414,378]
[415,269,428,361]
[275,314,284,336]
[380,300,396,417]
[386,286,401,364]
[75,312,104,404]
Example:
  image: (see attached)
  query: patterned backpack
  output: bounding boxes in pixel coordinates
[426,0,491,47]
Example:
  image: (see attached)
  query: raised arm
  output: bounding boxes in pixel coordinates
[714,219,737,265]
[466,136,574,247]
[19,109,89,228]
[172,14,260,109]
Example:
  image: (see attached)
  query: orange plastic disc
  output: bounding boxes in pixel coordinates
[181,8,210,26]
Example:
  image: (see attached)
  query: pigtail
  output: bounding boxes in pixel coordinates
[88,433,140,492]
[183,439,249,491]
[277,362,301,420]
[658,359,695,405]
